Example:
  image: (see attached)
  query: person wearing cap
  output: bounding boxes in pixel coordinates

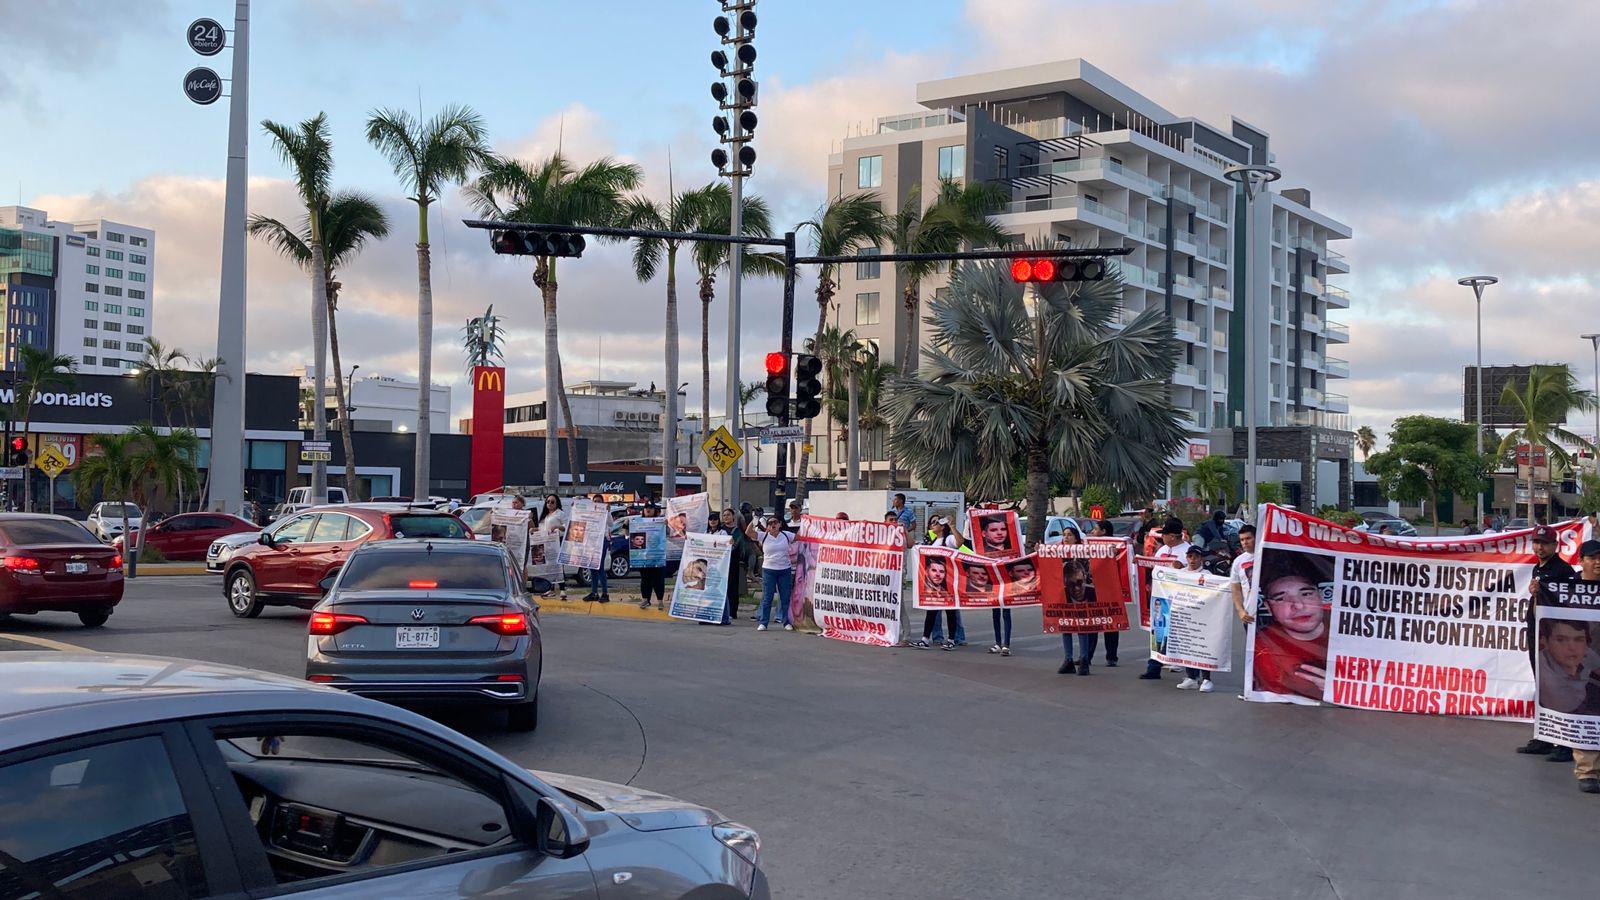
[1519,524,1577,760]
[1139,517,1192,680]
[634,502,668,611]
[1197,509,1229,548]
[1174,545,1216,692]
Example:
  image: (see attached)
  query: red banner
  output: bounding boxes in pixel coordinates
[469,366,506,497]
[1038,538,1134,633]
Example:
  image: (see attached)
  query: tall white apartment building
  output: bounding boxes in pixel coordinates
[0,206,155,375]
[820,60,1355,507]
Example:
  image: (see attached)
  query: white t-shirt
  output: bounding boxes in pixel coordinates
[539,509,568,536]
[932,534,959,550]
[1154,540,1191,567]
[1229,550,1254,593]
[759,530,795,570]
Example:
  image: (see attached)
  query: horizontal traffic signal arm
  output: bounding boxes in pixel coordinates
[795,246,1130,265]
[463,219,788,248]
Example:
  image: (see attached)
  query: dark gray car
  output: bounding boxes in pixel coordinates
[0,653,768,898]
[307,538,543,730]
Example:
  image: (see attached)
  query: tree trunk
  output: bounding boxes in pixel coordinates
[793,283,832,504]
[556,357,581,486]
[701,281,712,445]
[662,252,680,498]
[310,231,330,504]
[326,281,360,501]
[1025,441,1051,550]
[1430,484,1441,536]
[900,283,919,374]
[413,204,434,501]
[538,259,560,492]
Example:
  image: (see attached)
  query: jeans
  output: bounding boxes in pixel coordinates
[720,567,739,625]
[1101,631,1119,663]
[759,568,794,626]
[589,560,609,597]
[1062,632,1099,662]
[1185,667,1210,680]
[929,611,966,644]
[991,609,1012,647]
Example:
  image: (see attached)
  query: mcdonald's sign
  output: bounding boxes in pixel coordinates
[470,366,506,497]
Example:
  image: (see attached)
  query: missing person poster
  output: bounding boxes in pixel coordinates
[628,516,666,568]
[1245,504,1584,720]
[669,532,733,623]
[912,546,957,609]
[1038,541,1133,634]
[953,553,1003,609]
[1134,553,1174,630]
[996,554,1044,607]
[664,492,710,561]
[527,532,562,582]
[967,508,1023,559]
[1535,580,1600,749]
[489,508,531,571]
[559,499,609,570]
[1150,565,1234,672]
[796,515,906,647]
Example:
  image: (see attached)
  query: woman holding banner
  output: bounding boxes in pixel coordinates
[1058,524,1095,675]
[926,518,967,648]
[1174,545,1216,693]
[635,502,668,611]
[536,494,568,601]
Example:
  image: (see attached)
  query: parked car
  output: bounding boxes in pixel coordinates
[111,511,259,561]
[308,538,543,729]
[462,502,631,585]
[221,503,470,618]
[85,501,143,542]
[269,485,350,522]
[0,513,123,627]
[207,528,264,573]
[0,653,770,898]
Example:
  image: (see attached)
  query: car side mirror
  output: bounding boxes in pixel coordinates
[258,532,274,547]
[508,780,589,859]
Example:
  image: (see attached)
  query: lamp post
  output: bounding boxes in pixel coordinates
[1223,163,1281,513]
[1583,333,1600,474]
[1458,275,1497,525]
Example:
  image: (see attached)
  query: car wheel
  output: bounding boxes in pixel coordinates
[609,553,631,579]
[506,694,539,732]
[78,609,111,627]
[226,569,264,618]
[573,570,591,587]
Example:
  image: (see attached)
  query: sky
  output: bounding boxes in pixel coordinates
[3,0,1598,444]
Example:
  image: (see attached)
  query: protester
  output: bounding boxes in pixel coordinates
[536,494,568,601]
[634,501,667,611]
[1229,525,1257,624]
[913,556,960,650]
[702,511,736,626]
[926,519,968,647]
[1519,524,1577,760]
[1197,509,1228,547]
[581,492,611,603]
[1174,545,1215,692]
[1139,517,1191,680]
[723,506,748,620]
[1056,523,1094,674]
[747,515,796,631]
[889,493,915,530]
[1552,539,1600,793]
[784,500,803,530]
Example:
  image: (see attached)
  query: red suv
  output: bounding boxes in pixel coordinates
[222,504,469,618]
[112,512,258,561]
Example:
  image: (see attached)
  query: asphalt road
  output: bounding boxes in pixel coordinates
[2,575,1593,899]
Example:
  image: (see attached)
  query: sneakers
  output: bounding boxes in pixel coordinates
[1517,739,1555,755]
[756,624,768,632]
[784,623,795,631]
[638,600,651,610]
[1198,679,1215,693]
[1058,660,1075,674]
[1076,662,1090,676]
[1547,746,1575,763]
[1000,646,1011,657]
[911,639,932,649]
[1581,779,1600,794]
[1106,659,1119,667]
[1176,678,1200,690]
[1139,671,1162,680]
[988,645,1003,654]
[941,640,956,651]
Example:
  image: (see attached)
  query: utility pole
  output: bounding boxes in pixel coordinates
[204,1,249,514]
[1224,163,1281,514]
[1458,275,1497,525]
[712,0,758,511]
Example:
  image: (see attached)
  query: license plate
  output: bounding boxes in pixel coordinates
[65,562,89,574]
[395,626,440,649]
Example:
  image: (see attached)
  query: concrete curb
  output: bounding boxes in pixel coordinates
[125,564,211,577]
[535,596,759,624]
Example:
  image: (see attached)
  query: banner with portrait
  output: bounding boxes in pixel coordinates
[559,499,609,570]
[488,509,531,572]
[1038,540,1134,634]
[1150,565,1234,672]
[1535,580,1600,749]
[1134,554,1172,629]
[628,516,666,568]
[669,532,733,623]
[1244,504,1584,721]
[966,508,1023,559]
[995,554,1044,607]
[912,546,958,609]
[664,492,710,561]
[952,553,1003,609]
[527,532,562,581]
[795,515,906,647]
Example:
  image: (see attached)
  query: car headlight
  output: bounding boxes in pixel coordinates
[712,822,760,867]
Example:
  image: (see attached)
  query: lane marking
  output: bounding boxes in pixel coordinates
[0,632,93,652]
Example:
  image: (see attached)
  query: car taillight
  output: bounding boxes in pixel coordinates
[468,613,529,635]
[408,580,438,589]
[111,554,123,569]
[2,556,40,571]
[309,612,367,635]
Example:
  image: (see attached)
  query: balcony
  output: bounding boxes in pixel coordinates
[1127,219,1166,244]
[1324,284,1350,309]
[1324,392,1350,413]
[1302,275,1324,295]
[1173,318,1203,343]
[1169,273,1203,298]
[1324,356,1349,378]
[1162,185,1228,222]
[1209,285,1232,308]
[876,108,965,133]
[1303,350,1323,370]
[1302,312,1324,333]
[1002,194,1131,227]
[1173,363,1201,386]
[1211,372,1228,393]
[1304,387,1324,406]
[1211,329,1228,349]
[1115,262,1164,291]
[1326,320,1350,343]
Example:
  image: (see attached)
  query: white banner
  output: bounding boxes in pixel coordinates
[559,499,609,570]
[670,532,733,623]
[488,509,531,573]
[1150,566,1234,672]
[1536,580,1600,749]
[797,515,906,647]
[528,532,562,581]
[664,492,709,561]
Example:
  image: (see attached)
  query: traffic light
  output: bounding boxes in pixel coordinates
[7,437,27,468]
[764,351,789,418]
[489,229,586,258]
[710,2,758,177]
[1008,257,1108,283]
[793,354,823,419]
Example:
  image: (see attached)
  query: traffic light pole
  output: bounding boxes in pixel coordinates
[723,170,745,514]
[775,231,796,506]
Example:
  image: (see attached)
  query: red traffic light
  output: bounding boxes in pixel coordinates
[9,438,23,452]
[1010,257,1056,283]
[765,352,787,376]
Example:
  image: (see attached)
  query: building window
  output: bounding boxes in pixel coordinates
[105,267,122,279]
[857,155,883,188]
[83,337,97,347]
[130,235,147,247]
[86,245,100,257]
[131,253,147,265]
[106,249,124,261]
[85,300,98,311]
[85,282,99,293]
[85,264,99,275]
[106,231,124,242]
[855,291,881,326]
[105,303,122,314]
[128,290,146,301]
[994,146,1009,178]
[81,355,96,365]
[104,286,122,297]
[103,339,121,351]
[123,359,139,370]
[127,324,145,335]
[103,321,122,333]
[129,271,146,283]
[129,304,146,315]
[937,144,966,179]
[855,247,881,279]
[84,319,98,329]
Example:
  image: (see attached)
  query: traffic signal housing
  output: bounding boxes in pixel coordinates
[7,437,27,468]
[764,352,789,418]
[490,229,586,259]
[1009,257,1108,283]
[793,354,823,420]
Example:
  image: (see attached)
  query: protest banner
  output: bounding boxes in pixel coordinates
[911,546,957,609]
[527,532,562,581]
[1038,540,1133,633]
[967,508,1023,559]
[488,508,531,571]
[559,499,609,569]
[996,554,1044,607]
[1150,566,1233,671]
[1535,580,1600,749]
[953,553,1003,609]
[1134,554,1171,629]
[1244,504,1584,720]
[664,492,710,561]
[670,532,733,623]
[795,515,906,646]
[628,516,666,568]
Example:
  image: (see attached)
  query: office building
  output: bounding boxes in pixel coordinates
[295,368,452,435]
[821,59,1354,506]
[463,379,701,469]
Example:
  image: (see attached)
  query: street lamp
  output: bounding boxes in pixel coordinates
[1582,333,1600,473]
[1458,274,1497,524]
[1224,163,1281,513]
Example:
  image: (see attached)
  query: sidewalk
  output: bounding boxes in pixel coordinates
[537,591,758,624]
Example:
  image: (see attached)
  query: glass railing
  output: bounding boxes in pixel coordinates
[877,109,965,133]
[1174,363,1200,382]
[1324,284,1349,305]
[1211,330,1228,349]
[1173,318,1202,341]
[1210,286,1232,304]
[1303,351,1323,369]
[1324,393,1350,412]
[1079,197,1129,225]
[1304,388,1324,406]
[1302,276,1325,295]
[1169,273,1200,293]
[1324,356,1349,378]
[1198,242,1228,264]
[1002,194,1130,226]
[1013,158,1164,195]
[1326,320,1350,342]
[1128,220,1166,243]
[1162,185,1226,221]
[1302,312,1324,332]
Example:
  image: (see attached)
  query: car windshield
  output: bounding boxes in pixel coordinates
[338,548,507,591]
[0,519,99,544]
[457,507,493,532]
[218,735,435,773]
[388,514,469,539]
[97,504,139,517]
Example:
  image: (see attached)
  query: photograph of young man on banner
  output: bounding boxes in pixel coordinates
[914,548,957,608]
[998,555,1043,606]
[1250,548,1335,702]
[968,509,1022,559]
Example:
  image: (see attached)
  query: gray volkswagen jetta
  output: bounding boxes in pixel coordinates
[0,653,768,898]
[306,538,543,730]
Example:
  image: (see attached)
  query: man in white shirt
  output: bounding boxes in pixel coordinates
[1229,524,1257,624]
[1152,517,1191,566]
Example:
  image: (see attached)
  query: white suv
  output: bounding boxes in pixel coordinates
[86,501,144,543]
[270,486,349,521]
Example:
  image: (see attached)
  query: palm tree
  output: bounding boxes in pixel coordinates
[691,184,783,434]
[128,423,201,558]
[1185,454,1235,509]
[74,432,140,547]
[888,179,1010,374]
[804,325,861,484]
[250,192,391,499]
[794,194,887,498]
[1355,425,1377,460]
[12,346,78,511]
[737,379,764,437]
[261,113,334,503]
[366,105,491,499]
[887,256,1189,549]
[134,337,187,428]
[467,153,642,490]
[1495,364,1597,519]
[623,181,719,496]
[826,348,896,486]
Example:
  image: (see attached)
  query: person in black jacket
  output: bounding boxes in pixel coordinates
[1519,524,1576,760]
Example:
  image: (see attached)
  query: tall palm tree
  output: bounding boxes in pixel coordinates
[250,192,391,499]
[1355,425,1377,460]
[804,325,860,484]
[467,153,642,490]
[623,181,718,496]
[12,346,78,511]
[888,178,1011,373]
[134,337,188,428]
[1185,454,1235,509]
[261,113,334,503]
[887,255,1189,549]
[128,423,201,556]
[794,194,886,498]
[366,105,491,499]
[691,184,783,434]
[826,348,896,485]
[74,432,140,546]
[1495,364,1597,519]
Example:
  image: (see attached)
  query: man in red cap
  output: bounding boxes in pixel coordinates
[1519,524,1576,760]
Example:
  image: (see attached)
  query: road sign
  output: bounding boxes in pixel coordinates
[187,17,227,55]
[801,443,815,455]
[759,425,805,445]
[183,67,222,105]
[0,467,23,481]
[302,440,332,452]
[702,425,743,474]
[35,446,70,480]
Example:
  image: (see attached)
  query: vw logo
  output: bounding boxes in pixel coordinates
[410,608,425,621]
